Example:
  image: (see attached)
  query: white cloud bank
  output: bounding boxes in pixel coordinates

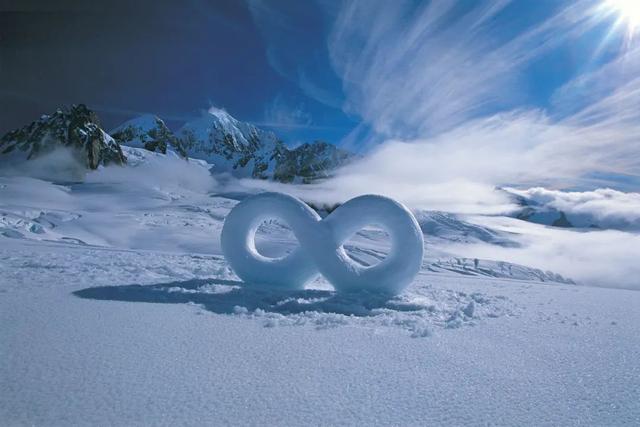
[447,216,640,290]
[0,146,88,182]
[507,187,640,230]
[86,148,216,194]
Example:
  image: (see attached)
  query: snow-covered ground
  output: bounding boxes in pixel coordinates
[1,154,639,425]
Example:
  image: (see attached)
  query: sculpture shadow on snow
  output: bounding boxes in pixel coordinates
[72,278,408,317]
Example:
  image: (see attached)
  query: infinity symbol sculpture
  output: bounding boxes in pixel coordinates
[221,192,424,294]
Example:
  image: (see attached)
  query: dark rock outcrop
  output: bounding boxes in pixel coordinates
[0,104,126,169]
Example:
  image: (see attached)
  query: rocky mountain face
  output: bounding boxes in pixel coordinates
[177,108,280,179]
[0,105,353,183]
[177,108,354,182]
[273,141,353,183]
[110,114,188,158]
[0,104,126,169]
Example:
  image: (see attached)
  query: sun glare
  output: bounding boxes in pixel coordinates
[606,0,640,36]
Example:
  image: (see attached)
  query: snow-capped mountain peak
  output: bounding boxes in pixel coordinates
[0,104,126,171]
[178,109,278,154]
[176,108,353,182]
[110,114,187,158]
[1,104,354,184]
[110,113,159,133]
[206,106,237,127]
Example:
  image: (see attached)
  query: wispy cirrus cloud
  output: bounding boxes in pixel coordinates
[327,0,607,138]
[315,101,640,213]
[249,0,640,192]
[314,0,640,193]
[247,0,346,110]
[261,94,312,129]
[255,94,346,132]
[551,43,640,116]
[297,70,343,110]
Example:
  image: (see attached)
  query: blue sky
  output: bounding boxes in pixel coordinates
[243,0,640,192]
[240,0,631,146]
[253,0,640,192]
[1,0,639,189]
[225,0,637,159]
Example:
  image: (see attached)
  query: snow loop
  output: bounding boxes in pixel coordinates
[221,192,424,294]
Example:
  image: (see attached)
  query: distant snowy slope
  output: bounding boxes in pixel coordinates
[176,107,353,182]
[111,114,187,158]
[415,210,518,247]
[177,107,281,178]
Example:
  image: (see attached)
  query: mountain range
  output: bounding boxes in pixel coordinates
[0,104,126,170]
[0,104,353,183]
[3,105,628,233]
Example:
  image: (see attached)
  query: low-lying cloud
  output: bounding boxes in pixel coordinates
[85,149,216,194]
[507,187,640,230]
[0,146,88,182]
[254,108,633,215]
[445,216,640,290]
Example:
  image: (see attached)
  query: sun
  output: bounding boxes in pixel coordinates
[605,0,640,36]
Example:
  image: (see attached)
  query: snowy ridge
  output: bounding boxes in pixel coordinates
[177,108,353,182]
[415,210,519,247]
[110,114,188,158]
[177,108,281,178]
[1,105,353,184]
[179,107,280,155]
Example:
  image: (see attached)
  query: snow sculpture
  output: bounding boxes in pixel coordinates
[221,192,424,294]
